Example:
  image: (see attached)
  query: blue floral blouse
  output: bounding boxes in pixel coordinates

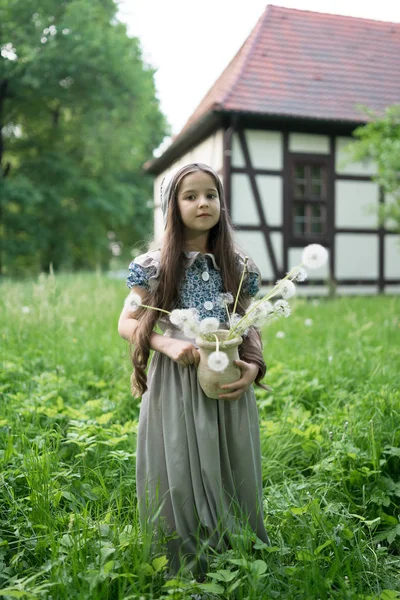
[126,250,260,323]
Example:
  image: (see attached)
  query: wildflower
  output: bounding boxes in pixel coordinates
[277,279,296,299]
[276,331,285,339]
[230,313,249,336]
[289,266,308,282]
[21,306,31,314]
[182,311,201,338]
[301,244,328,269]
[328,355,333,362]
[218,292,234,307]
[208,350,229,372]
[124,292,142,312]
[274,299,291,317]
[199,317,220,334]
[184,322,201,338]
[170,308,198,327]
[246,300,274,327]
[304,318,313,327]
[170,309,186,326]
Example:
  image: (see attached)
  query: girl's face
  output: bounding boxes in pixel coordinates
[176,170,221,236]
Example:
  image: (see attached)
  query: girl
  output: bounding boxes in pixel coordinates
[118,163,269,575]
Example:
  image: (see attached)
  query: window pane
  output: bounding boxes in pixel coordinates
[294,183,306,198]
[311,205,322,218]
[294,217,305,235]
[311,166,322,180]
[293,203,306,234]
[310,219,324,234]
[311,181,322,197]
[295,165,305,179]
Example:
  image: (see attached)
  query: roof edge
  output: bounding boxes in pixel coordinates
[144,109,223,174]
[144,109,368,175]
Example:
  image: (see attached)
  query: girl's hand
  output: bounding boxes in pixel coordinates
[162,338,200,367]
[218,359,258,400]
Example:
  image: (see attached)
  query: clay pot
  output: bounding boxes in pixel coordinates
[196,330,242,400]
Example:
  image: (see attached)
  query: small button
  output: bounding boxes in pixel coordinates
[204,301,213,310]
[201,271,210,281]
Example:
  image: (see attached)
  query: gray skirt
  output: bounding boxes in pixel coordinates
[136,330,269,574]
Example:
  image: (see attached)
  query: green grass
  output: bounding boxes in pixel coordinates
[1,273,400,599]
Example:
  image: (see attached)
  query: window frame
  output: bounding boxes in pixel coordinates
[288,154,331,245]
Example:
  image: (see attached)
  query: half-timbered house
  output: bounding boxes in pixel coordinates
[145,5,400,294]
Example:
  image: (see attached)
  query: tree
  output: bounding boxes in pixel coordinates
[349,104,400,231]
[0,0,168,275]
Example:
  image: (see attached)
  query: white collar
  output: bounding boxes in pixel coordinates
[183,250,220,270]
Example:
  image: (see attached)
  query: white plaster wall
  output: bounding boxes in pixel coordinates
[288,247,330,280]
[289,133,330,154]
[231,174,259,225]
[231,133,246,168]
[257,175,283,226]
[335,180,379,228]
[335,234,378,278]
[335,137,377,176]
[174,129,224,172]
[295,285,329,296]
[384,193,400,230]
[384,235,400,279]
[384,285,400,294]
[234,231,282,281]
[231,130,282,169]
[231,174,282,226]
[335,285,379,295]
[246,130,282,170]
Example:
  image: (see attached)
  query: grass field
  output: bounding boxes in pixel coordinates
[1,272,400,599]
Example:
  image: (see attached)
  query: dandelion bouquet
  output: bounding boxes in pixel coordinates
[125,244,328,384]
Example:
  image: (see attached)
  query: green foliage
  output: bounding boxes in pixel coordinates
[0,0,168,275]
[349,104,400,231]
[1,275,400,598]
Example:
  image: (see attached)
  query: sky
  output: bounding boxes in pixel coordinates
[117,0,400,139]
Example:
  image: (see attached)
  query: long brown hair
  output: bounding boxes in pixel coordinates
[131,163,267,395]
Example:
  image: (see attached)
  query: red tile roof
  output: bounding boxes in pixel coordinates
[179,5,400,133]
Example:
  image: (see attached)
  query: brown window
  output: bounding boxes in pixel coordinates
[292,163,327,237]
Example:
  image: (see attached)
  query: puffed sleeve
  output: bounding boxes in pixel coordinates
[126,250,161,291]
[244,271,260,297]
[236,252,261,298]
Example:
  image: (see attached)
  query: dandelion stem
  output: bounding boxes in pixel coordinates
[139,303,171,315]
[233,256,248,315]
[213,333,220,354]
[228,268,298,339]
[225,304,231,328]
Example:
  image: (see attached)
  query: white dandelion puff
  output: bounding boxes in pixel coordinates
[169,309,185,326]
[218,292,234,307]
[199,317,220,334]
[124,292,142,312]
[277,279,296,299]
[260,300,274,315]
[208,351,229,372]
[21,306,31,314]
[229,313,249,336]
[230,313,242,327]
[274,299,291,317]
[304,318,313,327]
[276,331,285,339]
[289,266,308,282]
[170,308,199,327]
[302,244,328,269]
[245,300,274,327]
[183,320,201,338]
